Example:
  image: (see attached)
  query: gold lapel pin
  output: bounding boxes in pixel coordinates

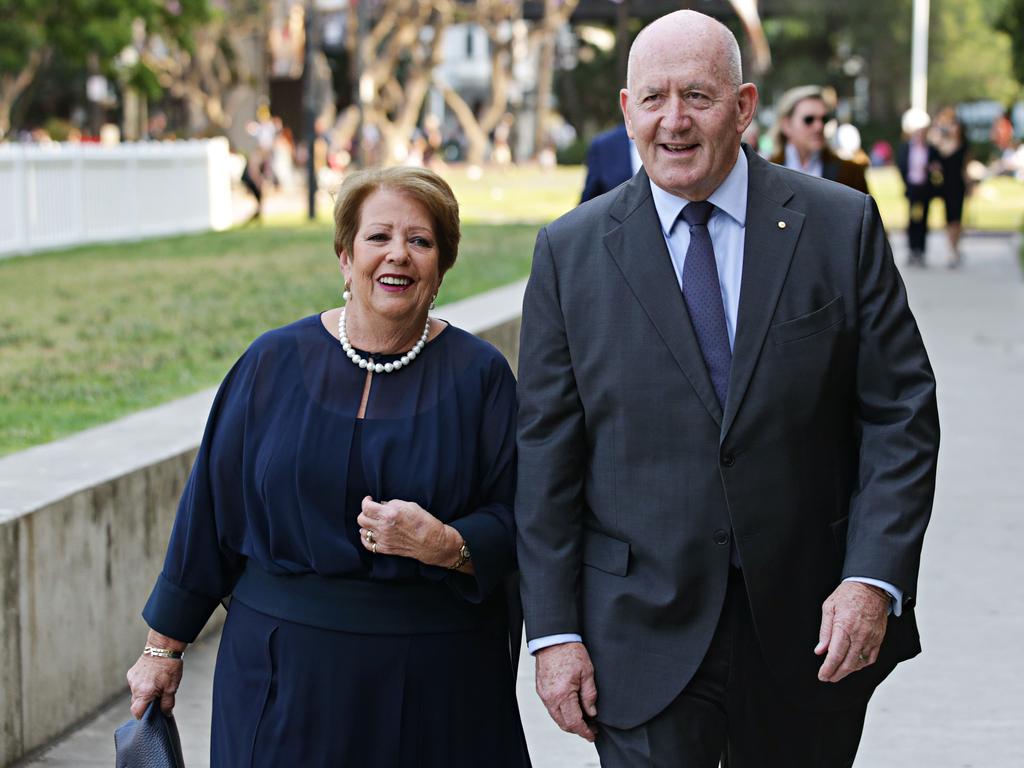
[777,221,787,229]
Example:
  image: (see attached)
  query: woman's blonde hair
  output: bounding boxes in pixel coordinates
[332,167,461,275]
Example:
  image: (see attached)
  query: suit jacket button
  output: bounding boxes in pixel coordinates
[713,529,730,545]
[720,452,735,467]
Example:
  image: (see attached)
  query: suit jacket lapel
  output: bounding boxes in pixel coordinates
[721,148,804,440]
[603,170,723,426]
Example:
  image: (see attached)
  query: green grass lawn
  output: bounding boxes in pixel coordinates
[867,166,1024,232]
[0,221,540,456]
[2,161,1021,456]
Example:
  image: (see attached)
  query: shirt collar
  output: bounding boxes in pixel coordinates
[649,147,748,236]
[784,142,823,173]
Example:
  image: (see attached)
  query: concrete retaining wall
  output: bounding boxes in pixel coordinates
[0,279,525,766]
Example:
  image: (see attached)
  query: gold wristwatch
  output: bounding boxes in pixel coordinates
[449,542,471,570]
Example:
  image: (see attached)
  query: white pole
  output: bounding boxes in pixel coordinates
[911,0,930,111]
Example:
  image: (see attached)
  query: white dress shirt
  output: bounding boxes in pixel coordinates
[784,142,824,178]
[527,149,900,655]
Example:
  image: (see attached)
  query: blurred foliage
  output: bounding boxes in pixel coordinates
[0,0,213,134]
[996,0,1024,86]
[929,0,1019,107]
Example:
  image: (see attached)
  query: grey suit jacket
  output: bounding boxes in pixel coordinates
[516,146,939,728]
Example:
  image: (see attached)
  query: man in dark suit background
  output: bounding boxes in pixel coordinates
[580,123,637,203]
[769,85,869,194]
[517,10,939,766]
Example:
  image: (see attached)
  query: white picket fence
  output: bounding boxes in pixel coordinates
[0,138,234,259]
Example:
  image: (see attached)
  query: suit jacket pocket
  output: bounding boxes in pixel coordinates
[772,296,845,345]
[582,528,630,576]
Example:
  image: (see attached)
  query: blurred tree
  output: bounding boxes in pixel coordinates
[141,0,261,135]
[996,0,1024,86]
[929,0,1019,107]
[555,29,625,140]
[333,0,452,165]
[532,0,580,156]
[0,0,51,138]
[435,0,523,166]
[0,0,212,139]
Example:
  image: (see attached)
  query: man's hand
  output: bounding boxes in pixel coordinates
[815,581,890,683]
[535,642,599,742]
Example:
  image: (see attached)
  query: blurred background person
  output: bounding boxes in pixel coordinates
[579,122,638,203]
[770,85,868,193]
[930,107,970,268]
[897,108,943,267]
[870,138,894,167]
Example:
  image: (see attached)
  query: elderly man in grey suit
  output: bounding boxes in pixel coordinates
[516,10,939,767]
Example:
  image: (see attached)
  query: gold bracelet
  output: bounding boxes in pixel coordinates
[144,645,184,660]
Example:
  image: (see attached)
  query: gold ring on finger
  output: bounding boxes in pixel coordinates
[857,651,869,664]
[365,530,375,545]
[372,542,378,554]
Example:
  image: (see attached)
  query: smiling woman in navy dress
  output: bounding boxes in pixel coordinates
[126,167,531,767]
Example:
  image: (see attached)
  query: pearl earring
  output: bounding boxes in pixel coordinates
[429,293,437,310]
[342,281,352,303]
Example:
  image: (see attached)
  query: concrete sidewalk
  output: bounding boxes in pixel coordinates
[17,231,1023,767]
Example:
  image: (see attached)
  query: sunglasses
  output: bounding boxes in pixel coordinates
[801,114,832,126]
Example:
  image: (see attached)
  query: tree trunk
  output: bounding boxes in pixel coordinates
[440,84,490,164]
[532,0,579,158]
[0,48,48,140]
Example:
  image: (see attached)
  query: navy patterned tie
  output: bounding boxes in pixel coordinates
[679,201,731,408]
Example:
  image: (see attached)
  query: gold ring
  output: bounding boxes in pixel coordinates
[857,651,869,664]
[372,542,378,554]
[365,530,375,545]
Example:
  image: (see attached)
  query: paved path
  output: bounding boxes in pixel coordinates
[18,231,1023,767]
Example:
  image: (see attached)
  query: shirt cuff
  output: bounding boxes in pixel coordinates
[843,576,903,617]
[527,634,583,654]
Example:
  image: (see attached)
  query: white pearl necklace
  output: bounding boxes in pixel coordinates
[338,307,430,374]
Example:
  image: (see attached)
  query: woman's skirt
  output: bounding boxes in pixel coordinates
[210,598,532,767]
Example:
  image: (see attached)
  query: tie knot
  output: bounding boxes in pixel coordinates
[681,200,714,227]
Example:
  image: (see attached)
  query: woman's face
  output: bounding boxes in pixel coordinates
[340,188,442,328]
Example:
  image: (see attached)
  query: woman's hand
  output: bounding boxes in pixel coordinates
[358,496,465,569]
[126,630,187,718]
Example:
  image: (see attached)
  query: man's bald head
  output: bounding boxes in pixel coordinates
[626,10,742,93]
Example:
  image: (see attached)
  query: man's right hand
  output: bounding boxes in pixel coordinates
[535,642,599,742]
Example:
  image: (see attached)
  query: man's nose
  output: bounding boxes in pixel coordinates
[662,98,693,132]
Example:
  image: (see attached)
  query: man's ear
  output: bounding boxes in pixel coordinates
[737,83,759,134]
[620,89,635,139]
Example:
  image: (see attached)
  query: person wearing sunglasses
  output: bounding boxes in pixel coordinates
[770,85,869,194]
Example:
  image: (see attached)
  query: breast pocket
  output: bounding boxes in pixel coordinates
[772,295,845,346]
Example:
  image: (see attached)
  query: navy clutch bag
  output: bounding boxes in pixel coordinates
[114,699,186,768]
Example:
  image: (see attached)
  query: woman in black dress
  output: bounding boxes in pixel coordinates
[932,106,969,268]
[126,167,531,767]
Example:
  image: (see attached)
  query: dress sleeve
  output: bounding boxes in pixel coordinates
[142,352,254,642]
[438,355,519,603]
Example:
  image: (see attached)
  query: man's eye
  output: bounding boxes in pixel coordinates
[686,92,711,104]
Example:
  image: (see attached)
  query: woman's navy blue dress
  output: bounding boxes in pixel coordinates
[142,315,530,767]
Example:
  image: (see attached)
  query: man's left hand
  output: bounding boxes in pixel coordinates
[815,581,890,683]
